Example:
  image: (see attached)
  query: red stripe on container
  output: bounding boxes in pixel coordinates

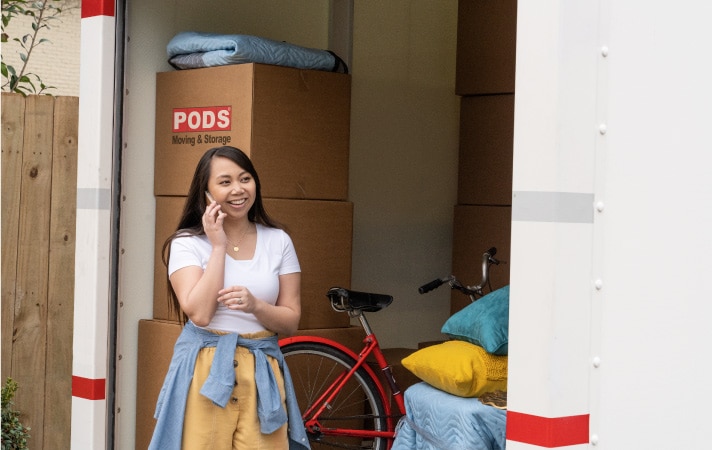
[72,376,106,400]
[82,0,114,18]
[507,411,589,447]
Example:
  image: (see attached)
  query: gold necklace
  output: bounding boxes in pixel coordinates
[225,224,251,252]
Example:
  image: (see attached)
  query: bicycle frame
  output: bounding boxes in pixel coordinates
[281,248,499,448]
[279,312,406,444]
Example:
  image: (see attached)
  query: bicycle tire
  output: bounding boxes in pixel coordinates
[281,341,389,450]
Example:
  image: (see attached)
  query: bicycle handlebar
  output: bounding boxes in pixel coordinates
[419,247,501,299]
[418,276,454,294]
[473,247,499,291]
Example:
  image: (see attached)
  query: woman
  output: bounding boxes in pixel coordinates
[149,146,309,450]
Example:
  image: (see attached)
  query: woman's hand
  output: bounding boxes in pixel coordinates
[203,199,227,247]
[218,286,255,312]
[169,199,228,327]
[217,275,301,335]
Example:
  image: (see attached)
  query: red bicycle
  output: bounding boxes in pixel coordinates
[279,248,500,449]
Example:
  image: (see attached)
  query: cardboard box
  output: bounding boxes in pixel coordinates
[268,198,353,329]
[456,0,517,95]
[136,320,366,448]
[155,63,351,200]
[152,196,184,323]
[457,95,514,206]
[450,205,511,313]
[135,319,182,450]
[153,196,353,329]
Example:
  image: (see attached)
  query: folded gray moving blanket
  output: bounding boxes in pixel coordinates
[167,31,348,73]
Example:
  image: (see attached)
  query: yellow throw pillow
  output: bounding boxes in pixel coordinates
[401,340,507,398]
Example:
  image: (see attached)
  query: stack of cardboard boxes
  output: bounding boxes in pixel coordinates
[135,63,366,447]
[372,0,521,401]
[385,0,519,389]
[451,0,517,313]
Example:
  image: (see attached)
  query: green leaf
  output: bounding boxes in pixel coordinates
[1,0,61,97]
[1,378,31,448]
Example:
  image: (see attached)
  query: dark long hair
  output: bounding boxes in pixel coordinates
[161,146,281,323]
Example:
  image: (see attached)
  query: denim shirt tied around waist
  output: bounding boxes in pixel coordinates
[149,321,310,450]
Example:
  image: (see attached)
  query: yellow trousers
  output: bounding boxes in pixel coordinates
[182,331,288,450]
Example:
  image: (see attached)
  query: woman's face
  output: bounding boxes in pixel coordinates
[206,156,257,220]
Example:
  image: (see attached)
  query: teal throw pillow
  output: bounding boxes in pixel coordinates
[441,285,509,355]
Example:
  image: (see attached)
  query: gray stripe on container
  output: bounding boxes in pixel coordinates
[512,191,594,224]
[76,188,111,210]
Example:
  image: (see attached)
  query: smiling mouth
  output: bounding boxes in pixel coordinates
[228,199,247,206]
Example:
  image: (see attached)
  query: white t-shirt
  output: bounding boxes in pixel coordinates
[168,224,301,334]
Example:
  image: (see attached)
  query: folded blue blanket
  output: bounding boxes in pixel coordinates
[167,31,348,73]
[392,382,507,450]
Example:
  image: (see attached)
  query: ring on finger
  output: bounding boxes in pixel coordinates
[237,297,243,305]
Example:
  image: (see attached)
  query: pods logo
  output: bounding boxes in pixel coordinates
[172,106,231,132]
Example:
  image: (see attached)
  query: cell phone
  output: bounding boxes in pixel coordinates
[205,191,215,203]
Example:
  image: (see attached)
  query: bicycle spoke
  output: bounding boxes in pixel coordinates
[291,352,343,407]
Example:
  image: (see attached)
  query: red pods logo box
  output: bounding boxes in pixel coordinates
[172,106,231,132]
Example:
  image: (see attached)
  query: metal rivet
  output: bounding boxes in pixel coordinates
[594,279,603,290]
[599,123,607,135]
[601,46,609,57]
[591,434,599,445]
[596,201,605,212]
[592,356,601,368]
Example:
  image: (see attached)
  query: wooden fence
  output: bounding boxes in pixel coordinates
[2,93,78,450]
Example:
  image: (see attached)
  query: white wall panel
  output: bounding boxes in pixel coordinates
[513,0,712,448]
[594,1,712,447]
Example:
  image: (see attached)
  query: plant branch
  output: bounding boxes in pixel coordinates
[12,0,49,90]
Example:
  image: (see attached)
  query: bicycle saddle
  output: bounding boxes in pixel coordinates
[327,287,394,312]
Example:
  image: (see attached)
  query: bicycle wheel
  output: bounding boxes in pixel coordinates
[281,342,389,450]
